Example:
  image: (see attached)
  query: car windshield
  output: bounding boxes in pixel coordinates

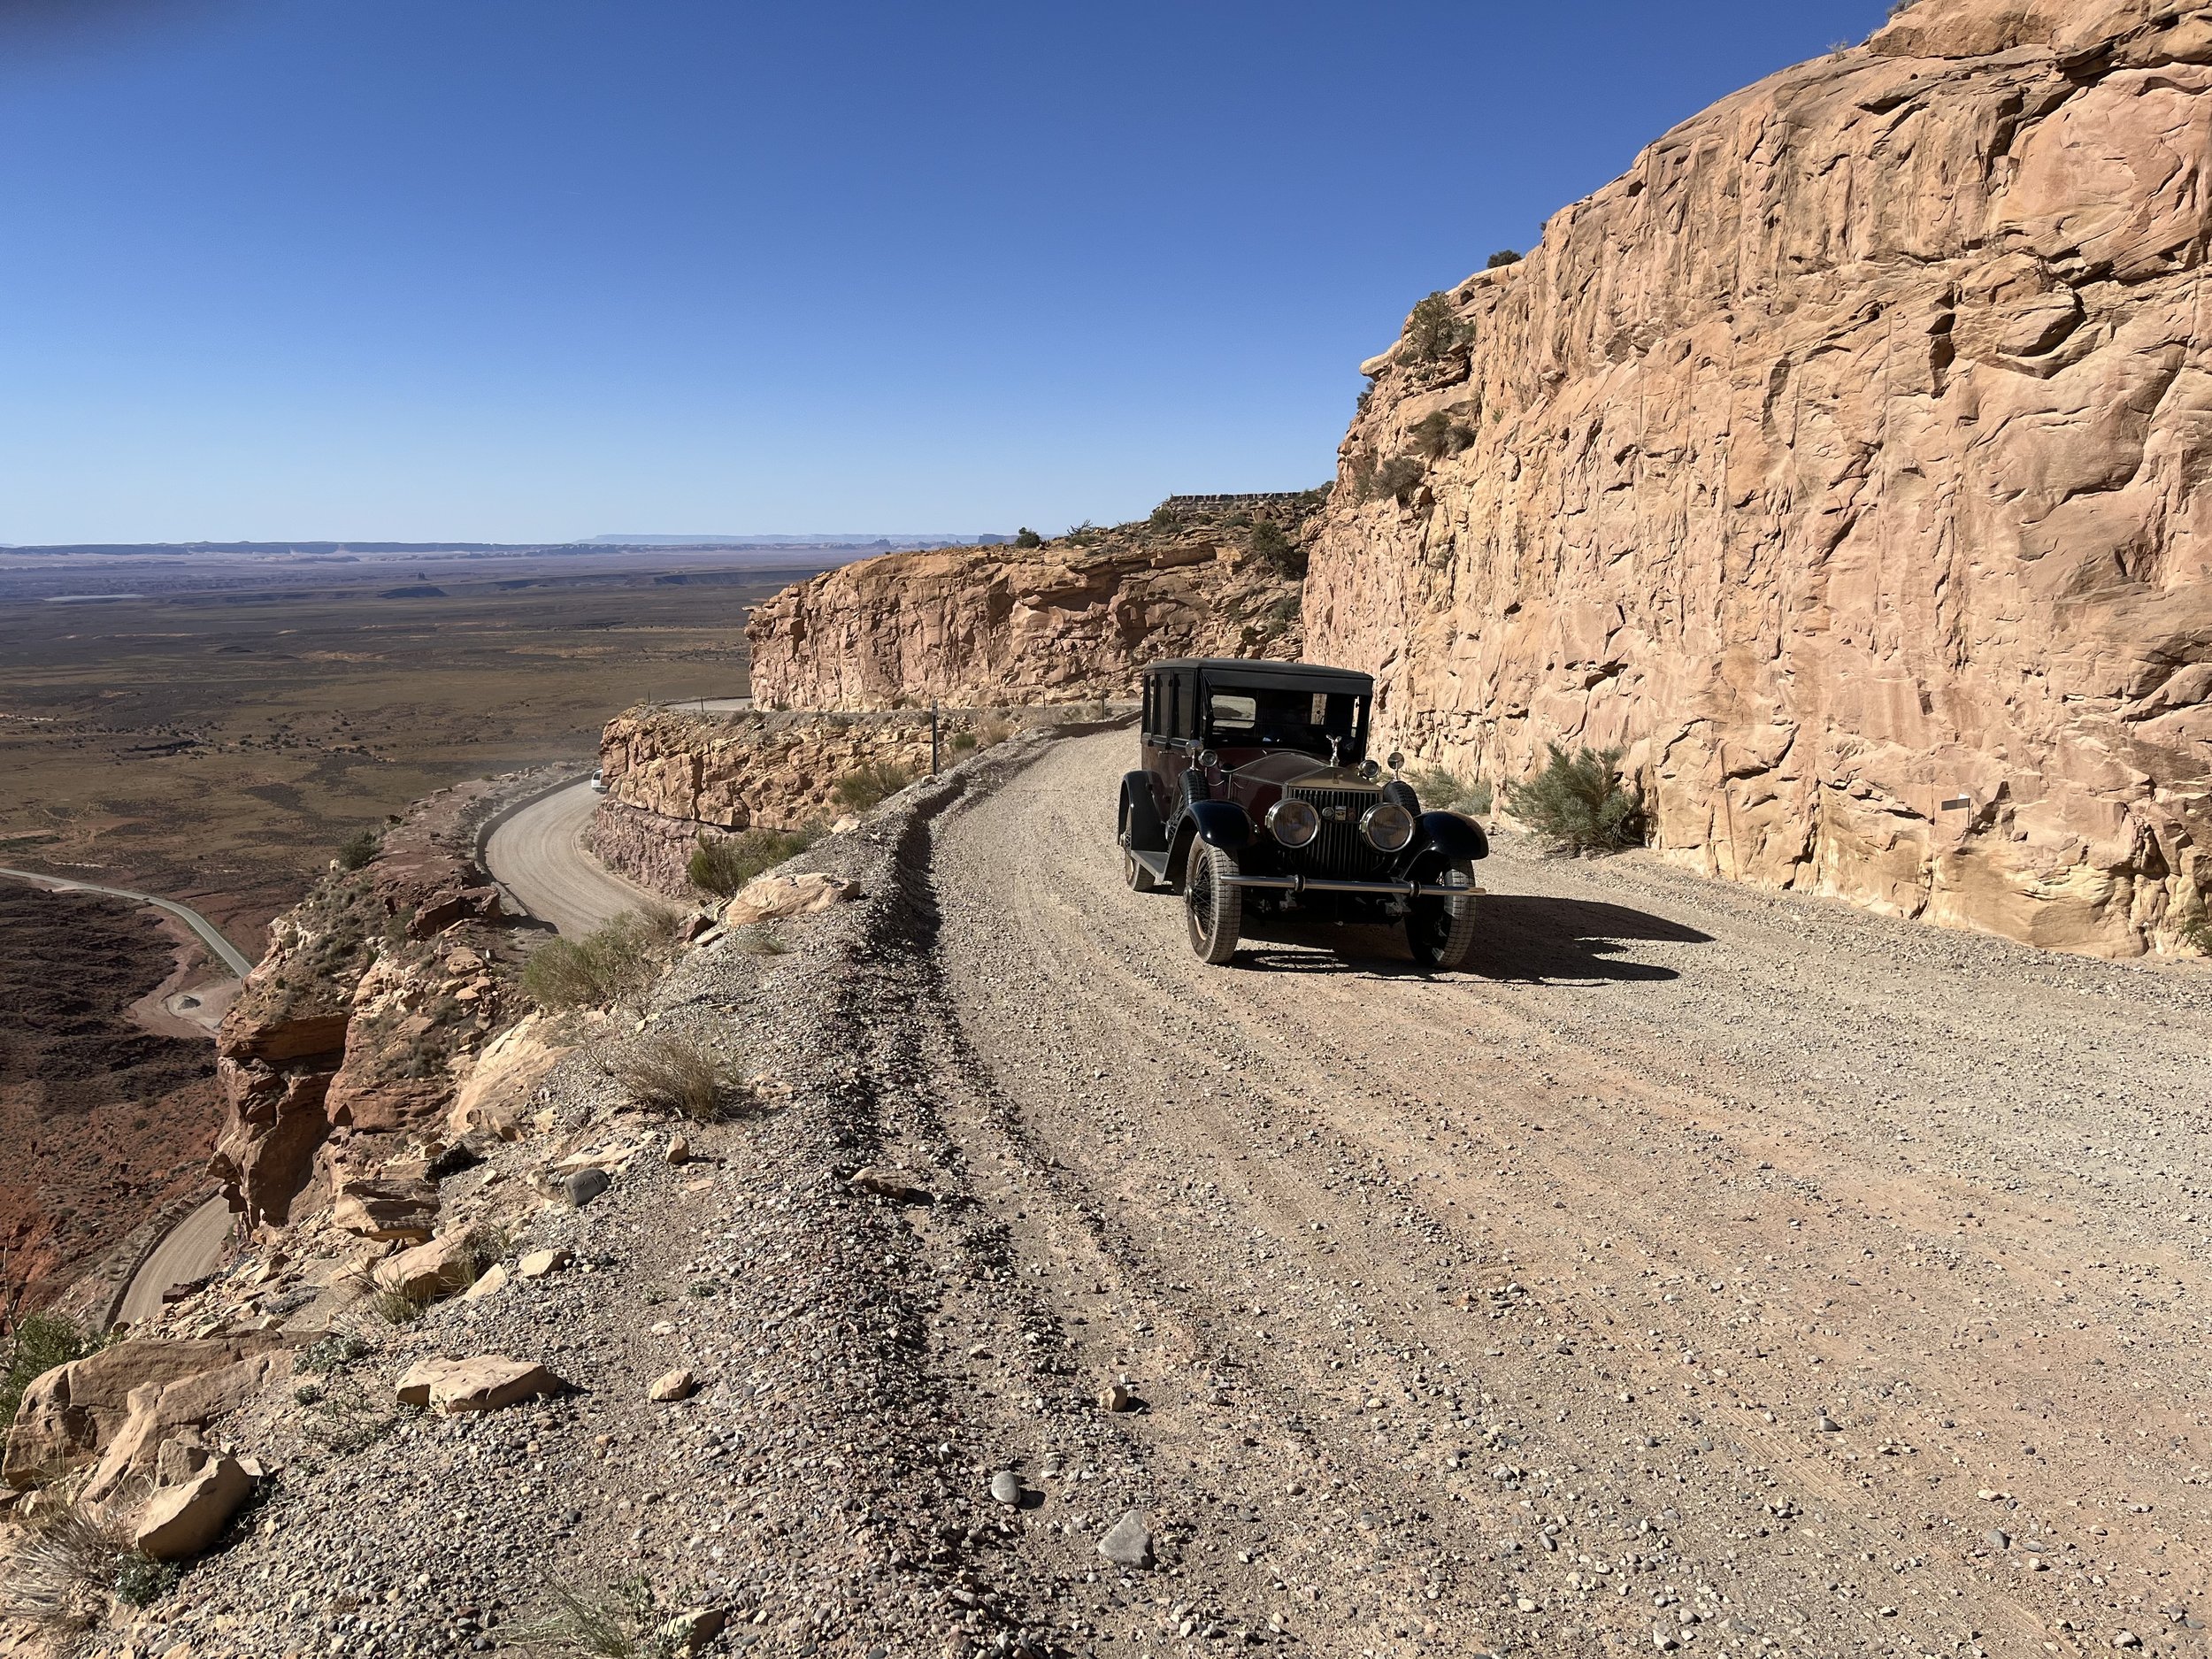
[1204,685,1363,753]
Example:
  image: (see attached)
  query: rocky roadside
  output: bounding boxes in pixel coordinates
[1,735,1091,1659]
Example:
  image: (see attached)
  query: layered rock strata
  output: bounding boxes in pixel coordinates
[209,783,518,1228]
[745,497,1316,711]
[594,707,994,895]
[1306,0,2212,956]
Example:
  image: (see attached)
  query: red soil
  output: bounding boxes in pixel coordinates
[0,883,224,1310]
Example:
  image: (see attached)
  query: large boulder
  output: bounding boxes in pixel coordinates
[447,1013,569,1139]
[133,1453,255,1561]
[330,1175,440,1243]
[373,1231,485,1302]
[3,1339,279,1489]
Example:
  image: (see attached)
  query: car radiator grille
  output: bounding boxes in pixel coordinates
[1284,786,1393,879]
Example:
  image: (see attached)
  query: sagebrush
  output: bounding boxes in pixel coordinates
[336,827,383,870]
[1504,744,1645,855]
[521,909,680,1010]
[687,826,815,899]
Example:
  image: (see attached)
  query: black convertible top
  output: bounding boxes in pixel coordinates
[1145,657,1374,698]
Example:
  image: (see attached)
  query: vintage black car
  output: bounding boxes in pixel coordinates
[1118,657,1487,968]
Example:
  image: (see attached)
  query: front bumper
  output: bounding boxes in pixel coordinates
[1222,873,1485,899]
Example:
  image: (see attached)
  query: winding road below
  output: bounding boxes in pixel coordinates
[0,865,256,977]
[483,779,662,937]
[899,729,2212,1658]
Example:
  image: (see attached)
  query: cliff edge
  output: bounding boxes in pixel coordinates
[746,495,1315,712]
[1307,0,2212,956]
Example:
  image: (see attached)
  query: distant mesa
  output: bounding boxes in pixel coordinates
[377,584,447,599]
[42,592,145,603]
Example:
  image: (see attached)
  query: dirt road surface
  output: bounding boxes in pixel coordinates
[483,779,661,937]
[902,731,2212,1659]
[116,1194,231,1327]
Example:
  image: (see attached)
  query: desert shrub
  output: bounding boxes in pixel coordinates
[832,758,918,813]
[336,828,383,870]
[607,1032,734,1123]
[1486,249,1523,268]
[111,1552,180,1608]
[949,730,978,754]
[1409,766,1494,818]
[1,1312,88,1432]
[521,910,678,1010]
[975,716,1013,748]
[1504,744,1645,855]
[365,1284,426,1326]
[1402,290,1470,362]
[1368,456,1426,503]
[1409,411,1475,462]
[687,826,815,899]
[1248,519,1308,578]
[296,1331,372,1376]
[1012,526,1043,549]
[0,1501,143,1633]
[515,1574,680,1659]
[2180,906,2211,955]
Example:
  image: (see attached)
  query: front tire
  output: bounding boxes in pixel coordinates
[1123,847,1159,893]
[1183,839,1243,964]
[1407,857,1478,972]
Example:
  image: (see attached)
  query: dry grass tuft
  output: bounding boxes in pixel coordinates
[0,1499,170,1636]
[605,1031,737,1123]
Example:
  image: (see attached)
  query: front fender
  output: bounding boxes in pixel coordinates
[1120,772,1165,852]
[1415,810,1490,861]
[1187,799,1254,853]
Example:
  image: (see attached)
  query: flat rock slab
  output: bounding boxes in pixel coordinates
[396,1356,562,1415]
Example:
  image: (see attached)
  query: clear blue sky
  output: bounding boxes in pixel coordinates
[0,0,1889,543]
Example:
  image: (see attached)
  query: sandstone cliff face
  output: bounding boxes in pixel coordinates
[745,497,1314,711]
[1306,0,2212,956]
[210,785,516,1227]
[594,707,997,895]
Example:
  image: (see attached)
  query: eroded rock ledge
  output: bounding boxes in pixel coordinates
[745,496,1314,712]
[1306,0,2212,957]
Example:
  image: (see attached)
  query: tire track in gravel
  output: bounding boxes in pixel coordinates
[914,731,2212,1659]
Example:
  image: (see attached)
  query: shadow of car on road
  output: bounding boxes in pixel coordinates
[1230,895,1711,984]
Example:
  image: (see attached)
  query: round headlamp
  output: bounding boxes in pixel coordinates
[1197,748,1221,772]
[1361,800,1416,853]
[1265,797,1320,849]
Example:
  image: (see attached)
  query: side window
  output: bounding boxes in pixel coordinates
[1173,677,1194,741]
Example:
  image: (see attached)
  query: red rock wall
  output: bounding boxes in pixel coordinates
[1305,0,2212,957]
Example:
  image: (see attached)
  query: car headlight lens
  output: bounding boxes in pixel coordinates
[1361,801,1416,852]
[1265,798,1320,849]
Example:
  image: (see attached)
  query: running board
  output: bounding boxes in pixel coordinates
[1132,849,1172,881]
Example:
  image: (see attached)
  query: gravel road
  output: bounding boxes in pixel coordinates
[482,780,660,938]
[115,1194,231,1327]
[906,730,2212,1659]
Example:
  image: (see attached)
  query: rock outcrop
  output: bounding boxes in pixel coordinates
[593,708,987,894]
[744,496,1317,712]
[209,782,521,1228]
[1305,0,2212,957]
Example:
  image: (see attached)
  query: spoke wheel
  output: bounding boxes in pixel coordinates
[1183,838,1243,964]
[1406,857,1479,972]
